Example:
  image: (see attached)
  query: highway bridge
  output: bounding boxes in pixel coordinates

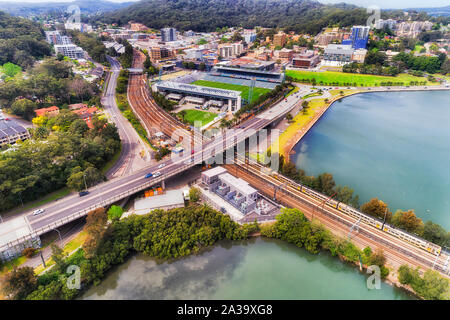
[0,88,301,260]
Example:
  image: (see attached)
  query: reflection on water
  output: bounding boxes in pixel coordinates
[82,238,413,300]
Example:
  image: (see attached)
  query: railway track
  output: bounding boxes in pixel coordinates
[127,50,202,149]
[225,161,449,277]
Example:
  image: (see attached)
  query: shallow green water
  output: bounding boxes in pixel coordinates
[81,238,413,300]
[292,91,450,229]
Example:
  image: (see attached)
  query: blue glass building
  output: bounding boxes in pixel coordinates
[342,26,370,50]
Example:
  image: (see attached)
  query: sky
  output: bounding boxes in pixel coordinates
[0,0,140,3]
[319,0,448,9]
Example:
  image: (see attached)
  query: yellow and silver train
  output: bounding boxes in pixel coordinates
[270,172,441,256]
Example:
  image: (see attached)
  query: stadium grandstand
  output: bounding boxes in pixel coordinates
[172,68,282,90]
[155,81,242,112]
[210,66,284,86]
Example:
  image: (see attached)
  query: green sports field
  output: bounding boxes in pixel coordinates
[286,70,434,86]
[180,109,217,127]
[192,80,271,104]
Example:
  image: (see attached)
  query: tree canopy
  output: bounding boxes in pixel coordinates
[0,11,51,69]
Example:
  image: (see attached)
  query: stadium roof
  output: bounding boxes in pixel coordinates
[214,66,282,77]
[156,81,241,99]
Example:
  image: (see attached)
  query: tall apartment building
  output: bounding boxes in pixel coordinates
[395,21,433,38]
[375,19,397,30]
[244,33,257,43]
[231,42,244,56]
[315,31,346,46]
[273,32,287,47]
[64,22,92,33]
[54,44,85,60]
[161,27,177,42]
[342,26,370,50]
[218,45,234,59]
[45,31,72,45]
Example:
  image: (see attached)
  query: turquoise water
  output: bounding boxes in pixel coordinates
[291,91,450,229]
[81,238,412,300]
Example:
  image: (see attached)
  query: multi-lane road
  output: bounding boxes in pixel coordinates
[101,56,151,178]
[0,90,301,251]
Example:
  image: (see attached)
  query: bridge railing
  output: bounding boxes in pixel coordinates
[2,110,282,252]
[1,163,195,251]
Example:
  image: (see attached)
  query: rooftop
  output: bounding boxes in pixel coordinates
[202,166,227,178]
[218,172,258,196]
[134,189,185,214]
[157,81,241,99]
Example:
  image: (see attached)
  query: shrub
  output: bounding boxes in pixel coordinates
[22,247,36,258]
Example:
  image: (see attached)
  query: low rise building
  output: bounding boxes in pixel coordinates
[72,106,99,129]
[0,119,30,146]
[150,46,175,62]
[351,49,368,63]
[133,189,185,215]
[35,106,60,117]
[278,48,294,61]
[292,51,320,68]
[323,44,353,64]
[201,167,258,214]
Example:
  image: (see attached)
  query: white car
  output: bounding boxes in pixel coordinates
[158,163,166,169]
[153,172,162,177]
[32,209,44,216]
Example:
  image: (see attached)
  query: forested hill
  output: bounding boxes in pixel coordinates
[100,0,370,34]
[0,11,51,69]
[0,0,136,16]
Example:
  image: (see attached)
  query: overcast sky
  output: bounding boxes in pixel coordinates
[319,0,447,9]
[0,0,446,9]
[0,0,140,3]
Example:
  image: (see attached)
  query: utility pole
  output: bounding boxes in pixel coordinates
[39,250,46,268]
[18,191,24,207]
[83,174,88,191]
[381,208,388,230]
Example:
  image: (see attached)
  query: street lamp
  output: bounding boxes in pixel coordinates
[83,173,88,191]
[381,208,388,230]
[18,191,24,207]
[53,228,62,244]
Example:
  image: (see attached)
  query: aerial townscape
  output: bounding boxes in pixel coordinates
[0,0,449,307]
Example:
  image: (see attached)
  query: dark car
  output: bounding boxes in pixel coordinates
[145,173,153,178]
[79,191,89,197]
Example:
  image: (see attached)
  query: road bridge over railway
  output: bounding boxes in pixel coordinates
[0,88,300,260]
